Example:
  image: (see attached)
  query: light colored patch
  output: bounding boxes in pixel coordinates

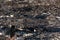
[10,15,14,17]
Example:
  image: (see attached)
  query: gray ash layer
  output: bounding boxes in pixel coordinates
[0,0,60,40]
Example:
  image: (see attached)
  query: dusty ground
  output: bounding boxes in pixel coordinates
[0,0,60,40]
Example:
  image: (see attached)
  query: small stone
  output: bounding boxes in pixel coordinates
[10,15,14,17]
